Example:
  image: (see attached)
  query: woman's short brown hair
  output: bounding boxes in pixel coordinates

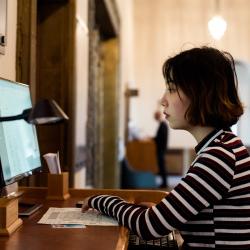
[162,46,244,128]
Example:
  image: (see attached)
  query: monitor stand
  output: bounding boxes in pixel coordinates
[0,182,23,198]
[0,183,23,236]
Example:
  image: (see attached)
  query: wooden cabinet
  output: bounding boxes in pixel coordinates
[126,139,194,175]
[126,139,158,173]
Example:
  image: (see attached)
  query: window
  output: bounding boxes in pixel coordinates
[0,0,7,55]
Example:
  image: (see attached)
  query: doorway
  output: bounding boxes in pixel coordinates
[86,0,120,188]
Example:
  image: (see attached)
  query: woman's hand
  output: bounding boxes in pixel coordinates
[81,197,91,212]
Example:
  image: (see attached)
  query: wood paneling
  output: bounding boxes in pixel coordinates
[16,0,76,187]
[16,0,37,97]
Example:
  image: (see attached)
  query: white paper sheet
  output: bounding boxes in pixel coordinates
[43,152,61,174]
[38,207,118,226]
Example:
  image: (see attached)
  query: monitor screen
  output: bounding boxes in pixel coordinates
[0,78,41,188]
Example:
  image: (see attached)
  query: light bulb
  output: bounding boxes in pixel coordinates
[208,15,227,40]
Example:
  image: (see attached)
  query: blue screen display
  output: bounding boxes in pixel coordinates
[0,78,41,185]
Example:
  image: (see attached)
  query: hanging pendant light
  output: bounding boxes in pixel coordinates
[208,0,227,40]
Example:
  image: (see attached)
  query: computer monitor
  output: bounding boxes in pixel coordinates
[0,78,41,192]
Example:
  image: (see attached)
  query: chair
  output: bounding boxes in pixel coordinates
[120,159,157,189]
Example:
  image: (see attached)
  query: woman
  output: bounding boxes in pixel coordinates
[82,47,250,249]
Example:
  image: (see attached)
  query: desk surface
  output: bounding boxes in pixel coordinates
[0,187,182,250]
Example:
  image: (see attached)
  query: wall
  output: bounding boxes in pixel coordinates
[0,0,17,81]
[73,0,89,188]
[132,0,250,148]
[115,0,135,143]
[235,61,250,146]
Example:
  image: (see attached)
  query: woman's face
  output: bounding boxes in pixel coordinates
[161,83,191,130]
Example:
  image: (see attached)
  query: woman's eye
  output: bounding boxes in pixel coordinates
[167,87,176,93]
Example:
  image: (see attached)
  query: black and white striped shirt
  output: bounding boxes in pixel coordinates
[88,129,250,249]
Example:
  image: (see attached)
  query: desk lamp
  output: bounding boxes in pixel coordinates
[0,99,69,124]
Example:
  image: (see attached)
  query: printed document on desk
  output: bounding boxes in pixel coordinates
[38,207,118,226]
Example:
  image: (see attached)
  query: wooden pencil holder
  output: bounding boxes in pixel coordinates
[0,197,23,236]
[46,172,70,200]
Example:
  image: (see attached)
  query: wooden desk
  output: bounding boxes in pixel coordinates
[0,187,174,250]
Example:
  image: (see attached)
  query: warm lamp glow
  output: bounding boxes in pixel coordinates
[208,15,227,40]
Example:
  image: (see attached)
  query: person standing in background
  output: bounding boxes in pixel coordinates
[154,110,168,188]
